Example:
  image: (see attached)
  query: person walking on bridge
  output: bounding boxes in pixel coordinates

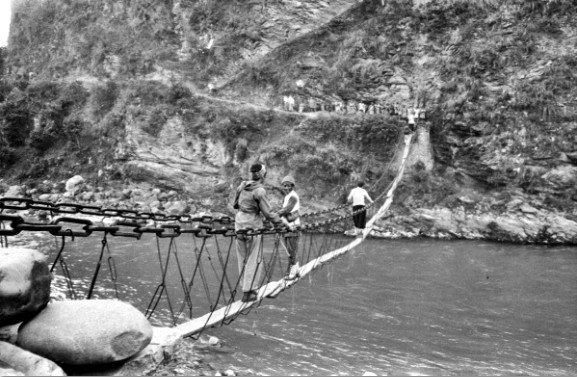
[233,163,283,302]
[278,175,301,280]
[347,181,374,236]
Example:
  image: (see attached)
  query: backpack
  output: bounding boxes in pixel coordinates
[233,181,247,210]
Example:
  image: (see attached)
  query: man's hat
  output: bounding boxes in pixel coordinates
[250,163,267,178]
[282,175,295,186]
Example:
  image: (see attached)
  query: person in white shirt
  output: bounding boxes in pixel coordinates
[277,175,301,279]
[347,181,374,235]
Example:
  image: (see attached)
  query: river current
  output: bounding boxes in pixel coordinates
[7,234,577,376]
[204,239,577,376]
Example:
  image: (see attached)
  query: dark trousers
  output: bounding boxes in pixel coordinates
[284,233,299,265]
[352,205,367,229]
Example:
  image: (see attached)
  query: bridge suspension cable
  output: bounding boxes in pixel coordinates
[0,133,413,338]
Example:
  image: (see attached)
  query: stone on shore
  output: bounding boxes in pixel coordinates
[3,185,24,197]
[0,341,66,376]
[64,175,84,197]
[17,300,153,365]
[0,248,51,326]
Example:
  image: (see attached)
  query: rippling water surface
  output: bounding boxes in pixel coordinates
[205,239,577,376]
[7,234,577,376]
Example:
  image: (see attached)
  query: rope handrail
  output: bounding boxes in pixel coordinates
[177,133,413,337]
[0,129,410,237]
[0,131,414,341]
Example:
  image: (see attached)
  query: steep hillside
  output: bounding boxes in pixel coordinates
[6,0,356,88]
[1,0,577,242]
[226,0,577,191]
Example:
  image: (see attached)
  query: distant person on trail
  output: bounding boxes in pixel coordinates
[407,106,421,133]
[334,101,344,114]
[287,95,295,112]
[233,163,283,302]
[277,175,301,280]
[347,181,374,236]
[347,101,357,114]
[308,97,316,112]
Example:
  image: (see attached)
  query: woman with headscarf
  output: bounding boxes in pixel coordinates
[233,163,283,302]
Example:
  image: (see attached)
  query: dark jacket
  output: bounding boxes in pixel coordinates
[234,180,282,231]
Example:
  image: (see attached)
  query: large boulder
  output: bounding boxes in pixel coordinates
[17,300,153,365]
[0,341,66,376]
[0,248,51,326]
[64,175,84,197]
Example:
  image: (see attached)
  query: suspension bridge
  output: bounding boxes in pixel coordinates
[0,134,413,344]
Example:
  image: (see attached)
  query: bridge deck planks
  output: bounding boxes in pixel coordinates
[175,134,413,338]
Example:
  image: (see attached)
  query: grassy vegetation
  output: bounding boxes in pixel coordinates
[2,0,577,208]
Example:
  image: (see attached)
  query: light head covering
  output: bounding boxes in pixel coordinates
[250,163,267,180]
[281,175,295,186]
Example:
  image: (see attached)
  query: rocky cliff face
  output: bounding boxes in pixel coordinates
[1,0,577,243]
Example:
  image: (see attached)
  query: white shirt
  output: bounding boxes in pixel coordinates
[348,187,372,206]
[407,108,417,124]
[282,191,300,226]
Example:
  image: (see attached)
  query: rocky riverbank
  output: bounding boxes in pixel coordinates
[2,174,577,245]
[378,193,577,245]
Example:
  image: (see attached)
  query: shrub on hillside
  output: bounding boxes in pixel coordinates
[408,161,431,196]
[128,81,170,106]
[100,112,126,138]
[267,133,316,161]
[0,94,32,147]
[290,147,355,190]
[0,137,16,169]
[62,116,85,149]
[419,0,490,37]
[26,81,60,102]
[511,81,556,118]
[168,83,192,105]
[141,106,169,137]
[302,115,400,155]
[0,81,12,103]
[89,81,118,119]
[235,138,249,162]
[513,0,576,18]
[28,105,65,152]
[59,81,89,112]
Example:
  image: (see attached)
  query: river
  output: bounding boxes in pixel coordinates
[7,234,577,376]
[203,239,577,376]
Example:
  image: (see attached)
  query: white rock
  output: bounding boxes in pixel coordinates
[4,185,24,197]
[17,300,153,365]
[208,336,219,345]
[65,175,84,196]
